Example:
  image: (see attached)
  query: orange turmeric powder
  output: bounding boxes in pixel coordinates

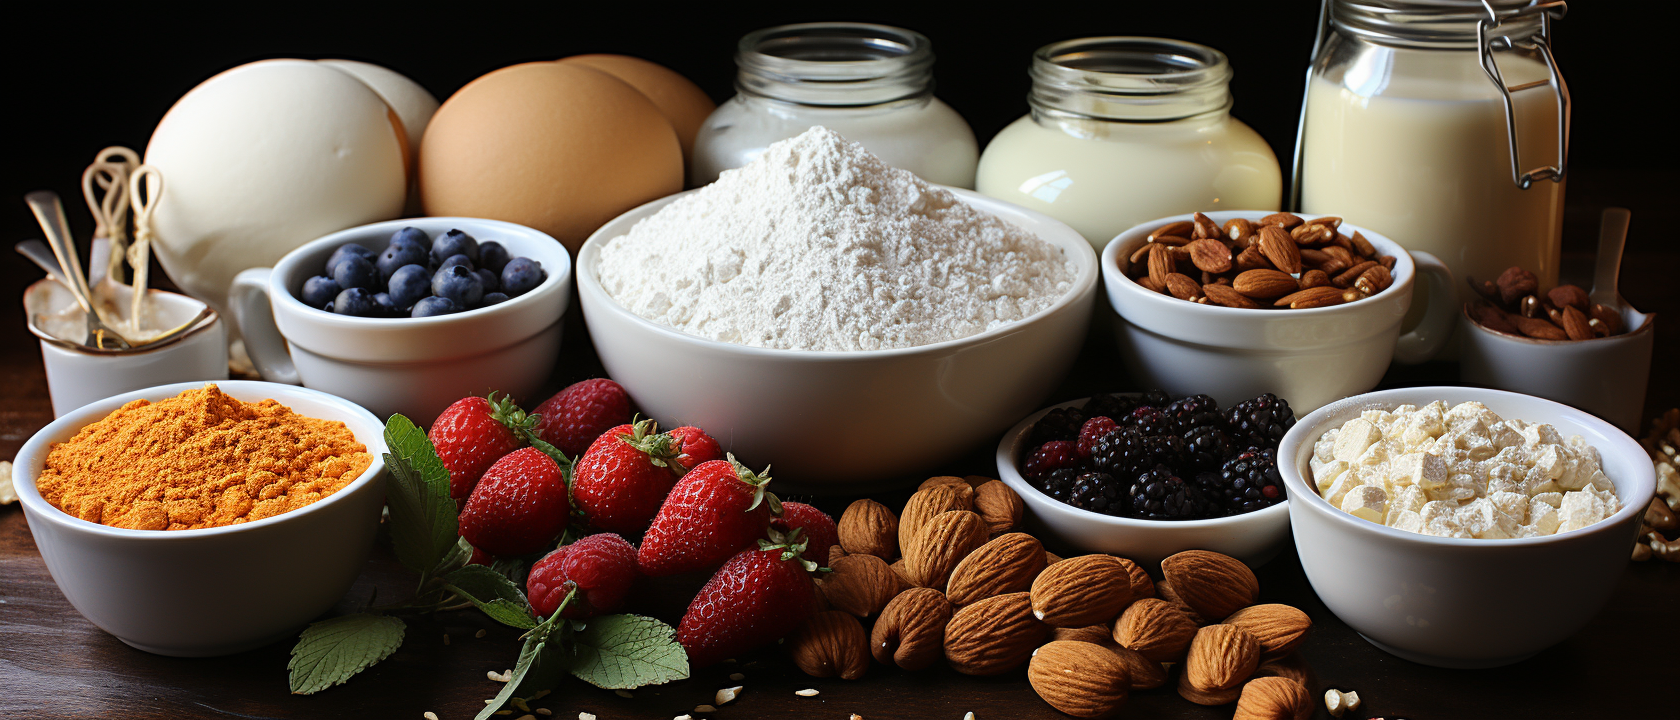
[35,385,371,530]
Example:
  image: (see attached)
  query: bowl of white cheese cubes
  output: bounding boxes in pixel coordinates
[1277,386,1654,668]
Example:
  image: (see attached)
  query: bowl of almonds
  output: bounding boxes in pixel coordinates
[1102,210,1458,413]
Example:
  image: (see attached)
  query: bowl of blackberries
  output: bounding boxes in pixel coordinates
[995,390,1296,568]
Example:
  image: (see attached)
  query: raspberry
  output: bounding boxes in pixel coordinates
[527,533,639,619]
[1022,441,1082,479]
[1077,416,1119,458]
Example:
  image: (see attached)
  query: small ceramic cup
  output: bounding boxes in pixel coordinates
[1459,301,1655,433]
[1103,211,1457,414]
[24,279,228,417]
[228,217,571,425]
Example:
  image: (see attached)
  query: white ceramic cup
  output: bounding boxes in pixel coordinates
[24,279,228,417]
[11,380,388,657]
[228,217,571,425]
[1278,386,1654,668]
[1102,211,1457,413]
[1459,301,1655,433]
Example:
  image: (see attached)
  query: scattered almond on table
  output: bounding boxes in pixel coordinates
[1126,212,1392,309]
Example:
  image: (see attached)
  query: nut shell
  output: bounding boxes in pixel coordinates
[1116,557,1154,599]
[1222,604,1311,659]
[838,499,898,560]
[1185,624,1261,692]
[972,479,1023,535]
[1234,676,1313,720]
[898,485,974,558]
[905,510,989,590]
[1030,554,1133,628]
[943,592,1048,676]
[1108,644,1168,690]
[947,532,1045,607]
[871,587,953,671]
[819,553,905,618]
[1112,598,1197,662]
[1161,550,1259,621]
[1177,667,1242,705]
[1028,641,1131,719]
[788,611,869,680]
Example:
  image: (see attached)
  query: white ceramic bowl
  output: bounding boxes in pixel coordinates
[1278,386,1654,668]
[578,187,1099,490]
[996,399,1292,570]
[1459,301,1655,433]
[229,217,572,425]
[1103,211,1457,414]
[12,380,388,657]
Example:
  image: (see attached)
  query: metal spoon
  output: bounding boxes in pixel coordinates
[25,190,132,351]
[1588,207,1631,309]
[15,239,70,286]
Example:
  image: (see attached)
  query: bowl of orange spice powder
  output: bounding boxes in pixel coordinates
[12,381,387,657]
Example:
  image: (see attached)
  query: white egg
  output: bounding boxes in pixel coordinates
[318,59,438,166]
[144,59,407,314]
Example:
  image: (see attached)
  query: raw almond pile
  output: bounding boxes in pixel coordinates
[1124,212,1394,309]
[1465,265,1628,341]
[786,477,1317,720]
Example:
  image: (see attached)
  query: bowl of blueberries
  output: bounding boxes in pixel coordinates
[995,390,1296,569]
[229,217,571,424]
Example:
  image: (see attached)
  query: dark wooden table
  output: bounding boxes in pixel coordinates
[3,174,1674,719]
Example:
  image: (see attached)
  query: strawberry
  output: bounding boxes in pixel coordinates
[429,393,536,499]
[526,533,638,619]
[532,378,634,458]
[637,455,775,577]
[571,419,687,535]
[668,425,724,474]
[675,534,817,668]
[458,447,568,557]
[770,501,837,565]
[467,546,494,567]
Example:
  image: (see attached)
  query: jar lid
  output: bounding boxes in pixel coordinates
[735,22,935,107]
[1029,37,1232,122]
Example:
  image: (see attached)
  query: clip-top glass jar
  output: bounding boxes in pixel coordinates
[975,37,1282,250]
[689,22,979,188]
[1296,0,1569,303]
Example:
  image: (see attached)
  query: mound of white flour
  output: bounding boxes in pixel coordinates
[596,127,1076,352]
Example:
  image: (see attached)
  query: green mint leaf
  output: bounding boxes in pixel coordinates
[445,564,537,630]
[383,414,459,575]
[477,614,560,720]
[565,614,689,689]
[287,613,405,694]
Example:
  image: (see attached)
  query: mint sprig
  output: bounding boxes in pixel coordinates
[565,615,690,690]
[383,414,459,576]
[288,613,405,694]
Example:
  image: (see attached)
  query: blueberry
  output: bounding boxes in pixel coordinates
[301,275,341,308]
[478,241,511,274]
[390,226,430,250]
[475,268,500,294]
[480,292,510,307]
[432,265,484,307]
[387,264,431,307]
[372,292,400,317]
[500,257,545,296]
[325,243,376,278]
[376,242,429,281]
[431,228,478,264]
[411,296,457,317]
[333,254,380,291]
[333,287,377,317]
[439,253,475,273]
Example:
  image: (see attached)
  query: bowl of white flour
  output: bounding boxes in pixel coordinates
[578,128,1099,488]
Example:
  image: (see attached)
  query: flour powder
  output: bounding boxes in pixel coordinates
[596,127,1076,352]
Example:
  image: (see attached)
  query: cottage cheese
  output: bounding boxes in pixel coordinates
[1309,401,1620,538]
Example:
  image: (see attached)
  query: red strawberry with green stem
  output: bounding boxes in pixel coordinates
[771,502,838,565]
[571,419,686,535]
[531,378,634,458]
[637,455,776,577]
[675,531,818,668]
[458,447,568,557]
[667,425,724,473]
[429,393,537,500]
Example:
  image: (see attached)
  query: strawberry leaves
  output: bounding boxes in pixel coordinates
[288,613,405,695]
[566,615,690,689]
[444,565,539,630]
[384,414,461,576]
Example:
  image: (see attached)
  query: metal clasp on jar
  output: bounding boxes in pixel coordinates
[1477,0,1569,189]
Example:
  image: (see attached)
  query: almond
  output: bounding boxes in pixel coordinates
[890,556,912,587]
[1273,286,1345,309]
[1233,245,1272,273]
[1298,268,1331,289]
[1496,265,1539,304]
[827,543,847,566]
[1204,284,1262,309]
[1150,234,1192,247]
[1148,220,1193,243]
[1186,238,1233,274]
[1561,305,1593,341]
[1160,550,1258,621]
[1177,667,1242,705]
[947,532,1046,607]
[1354,264,1392,296]
[838,499,899,561]
[1510,312,1568,340]
[1045,550,1064,566]
[1252,652,1314,688]
[1289,223,1333,246]
[1109,644,1168,690]
[1222,604,1311,658]
[1185,624,1261,692]
[1028,641,1131,719]
[1233,269,1298,300]
[1378,254,1397,269]
[1304,215,1342,229]
[1116,557,1154,599]
[1147,243,1175,287]
[1050,625,1114,645]
[917,475,971,492]
[898,484,974,558]
[1467,302,1520,335]
[1129,243,1153,266]
[1590,303,1624,334]
[1349,230,1376,257]
[1258,212,1302,229]
[1136,275,1166,294]
[1191,212,1221,240]
[1223,217,1256,243]
[1234,676,1312,720]
[871,587,953,670]
[1030,554,1133,627]
[1298,248,1330,267]
[820,553,905,618]
[943,591,1048,676]
[1154,578,1207,624]
[1548,284,1590,311]
[1165,273,1203,301]
[905,510,988,590]
[788,611,869,680]
[972,479,1023,535]
[1112,598,1197,662]
[1332,260,1377,288]
[1257,226,1302,274]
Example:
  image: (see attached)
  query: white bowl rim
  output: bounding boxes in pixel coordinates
[1102,210,1414,317]
[272,216,574,328]
[996,397,1291,530]
[13,380,387,542]
[1277,385,1655,548]
[576,186,1101,361]
[1458,302,1656,346]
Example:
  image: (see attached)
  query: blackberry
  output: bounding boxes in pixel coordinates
[1190,471,1234,517]
[1139,389,1172,409]
[1224,393,1297,450]
[1165,394,1222,434]
[1066,472,1126,516]
[1030,407,1086,446]
[1126,406,1174,438]
[1127,465,1203,520]
[1183,425,1233,472]
[1082,393,1139,423]
[1091,430,1184,481]
[1207,448,1286,515]
[1032,468,1083,505]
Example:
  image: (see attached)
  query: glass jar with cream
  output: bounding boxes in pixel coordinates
[690,22,978,188]
[975,37,1282,251]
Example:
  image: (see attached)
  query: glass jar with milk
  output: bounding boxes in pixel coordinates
[690,22,979,189]
[1296,0,1569,303]
[976,37,1282,250]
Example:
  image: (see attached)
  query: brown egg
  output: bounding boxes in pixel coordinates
[558,54,715,165]
[419,62,682,252]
